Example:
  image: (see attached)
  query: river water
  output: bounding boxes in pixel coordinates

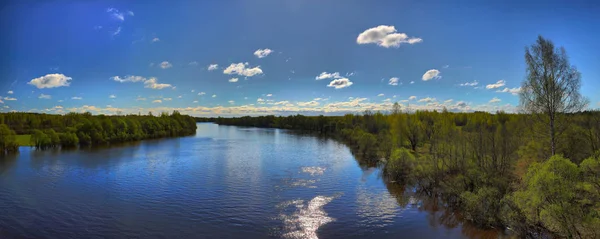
[0,123,501,239]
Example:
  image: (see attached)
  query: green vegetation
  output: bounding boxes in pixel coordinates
[15,135,32,146]
[202,36,600,238]
[0,111,197,153]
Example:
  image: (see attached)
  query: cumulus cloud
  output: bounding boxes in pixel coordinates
[418,97,436,103]
[297,101,320,107]
[410,81,415,84]
[254,48,273,58]
[460,80,478,87]
[208,64,219,71]
[496,87,522,95]
[327,78,353,89]
[228,100,235,104]
[198,92,206,96]
[152,37,160,42]
[388,77,399,86]
[489,97,501,103]
[228,78,239,83]
[409,96,417,100]
[71,96,82,100]
[3,97,16,101]
[152,100,162,103]
[38,94,51,99]
[111,75,147,83]
[163,98,172,101]
[144,78,174,90]
[456,101,468,108]
[28,73,72,89]
[377,93,385,97]
[7,91,13,94]
[357,25,422,48]
[212,94,217,98]
[444,99,454,103]
[486,80,506,89]
[266,94,273,97]
[193,100,198,103]
[315,72,342,80]
[223,62,263,77]
[109,95,116,99]
[160,61,172,69]
[422,69,441,81]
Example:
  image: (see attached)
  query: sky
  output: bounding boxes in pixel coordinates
[1,0,599,116]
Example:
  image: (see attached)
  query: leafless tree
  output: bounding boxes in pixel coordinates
[520,36,588,155]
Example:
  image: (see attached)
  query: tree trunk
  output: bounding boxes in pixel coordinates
[550,115,556,155]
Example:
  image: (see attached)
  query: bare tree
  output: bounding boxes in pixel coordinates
[520,36,588,155]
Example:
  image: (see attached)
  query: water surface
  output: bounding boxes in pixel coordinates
[0,123,496,238]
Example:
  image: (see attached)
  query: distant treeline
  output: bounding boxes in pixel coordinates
[206,109,600,238]
[0,111,197,152]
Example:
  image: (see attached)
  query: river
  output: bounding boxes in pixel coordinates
[0,123,502,239]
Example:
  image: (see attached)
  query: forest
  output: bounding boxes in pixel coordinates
[207,37,600,238]
[0,111,197,152]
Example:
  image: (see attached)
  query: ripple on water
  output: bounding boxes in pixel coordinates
[278,195,338,239]
[300,166,326,176]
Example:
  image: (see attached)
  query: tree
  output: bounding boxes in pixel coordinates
[520,36,588,155]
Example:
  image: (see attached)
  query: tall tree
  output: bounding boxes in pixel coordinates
[520,36,588,155]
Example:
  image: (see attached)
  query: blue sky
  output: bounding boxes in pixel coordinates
[1,0,599,116]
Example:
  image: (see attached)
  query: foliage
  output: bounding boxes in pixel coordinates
[0,111,197,151]
[0,124,19,154]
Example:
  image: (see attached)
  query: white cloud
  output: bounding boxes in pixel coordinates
[152,100,162,103]
[327,78,353,89]
[489,97,501,103]
[136,97,146,101]
[163,98,172,101]
[223,62,263,77]
[111,75,147,83]
[144,78,174,90]
[127,11,134,16]
[460,80,478,87]
[7,91,13,94]
[496,87,522,95]
[313,98,323,101]
[315,72,342,80]
[112,26,121,36]
[486,80,506,89]
[410,81,415,84]
[444,99,453,103]
[456,101,468,108]
[38,94,51,99]
[228,78,239,83]
[0,99,3,104]
[28,73,72,89]
[266,94,273,97]
[356,25,422,48]
[193,100,198,103]
[409,96,417,100]
[297,101,320,107]
[198,92,206,96]
[254,48,273,58]
[212,94,217,98]
[257,98,265,103]
[178,95,182,99]
[3,97,16,101]
[152,37,160,42]
[228,100,235,104]
[188,61,198,66]
[422,69,441,81]
[160,61,172,69]
[191,90,195,93]
[208,64,219,71]
[443,65,449,69]
[388,77,399,86]
[71,96,82,100]
[107,8,125,21]
[377,93,385,97]
[109,95,116,99]
[57,100,63,102]
[418,97,436,103]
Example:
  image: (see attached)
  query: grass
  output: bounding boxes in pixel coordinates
[15,135,33,146]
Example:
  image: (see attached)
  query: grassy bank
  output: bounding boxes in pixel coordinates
[15,135,32,146]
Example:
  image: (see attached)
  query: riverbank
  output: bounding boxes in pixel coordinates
[0,111,197,153]
[206,111,600,238]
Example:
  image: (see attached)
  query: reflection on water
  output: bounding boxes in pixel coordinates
[0,123,507,239]
[278,195,339,239]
